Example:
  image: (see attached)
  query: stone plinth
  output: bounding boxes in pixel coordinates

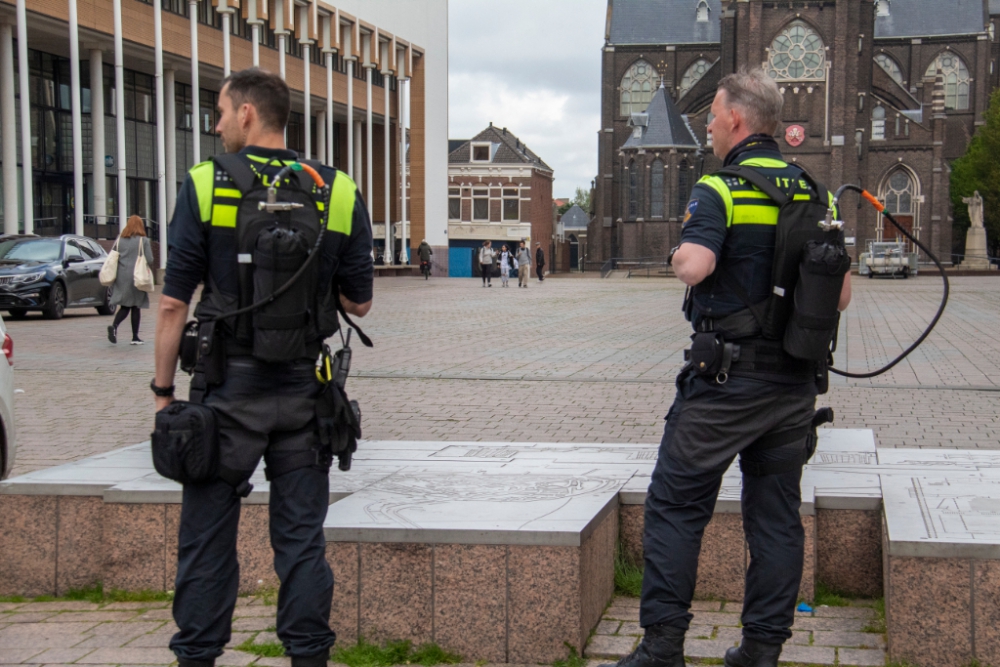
[323,467,623,663]
[962,225,991,270]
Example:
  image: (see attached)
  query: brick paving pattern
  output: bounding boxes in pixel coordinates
[8,274,1000,476]
[587,596,885,666]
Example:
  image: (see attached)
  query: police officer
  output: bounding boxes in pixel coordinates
[605,69,852,667]
[152,68,373,667]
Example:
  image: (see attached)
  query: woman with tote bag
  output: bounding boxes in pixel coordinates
[106,215,154,345]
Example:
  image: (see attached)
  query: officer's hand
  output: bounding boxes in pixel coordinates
[155,395,175,412]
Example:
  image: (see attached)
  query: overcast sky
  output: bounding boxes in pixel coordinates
[448,0,608,198]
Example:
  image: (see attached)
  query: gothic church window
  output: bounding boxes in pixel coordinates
[871,105,886,141]
[883,170,915,214]
[621,60,656,116]
[696,0,709,22]
[874,54,904,86]
[651,159,664,218]
[677,159,690,218]
[924,52,970,110]
[766,21,826,81]
[628,160,638,218]
[679,59,711,97]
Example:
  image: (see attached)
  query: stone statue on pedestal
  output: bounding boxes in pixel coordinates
[962,191,991,270]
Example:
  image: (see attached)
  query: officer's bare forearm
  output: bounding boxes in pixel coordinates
[672,243,717,287]
[155,295,190,389]
[838,272,852,311]
[340,294,372,317]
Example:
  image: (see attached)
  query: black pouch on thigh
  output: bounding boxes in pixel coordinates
[151,401,219,484]
[316,382,362,472]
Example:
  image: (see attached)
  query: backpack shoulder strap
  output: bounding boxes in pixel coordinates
[213,153,258,194]
[716,165,789,205]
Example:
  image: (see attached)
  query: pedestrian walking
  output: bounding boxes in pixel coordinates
[516,241,532,288]
[535,242,545,281]
[498,245,513,287]
[479,240,496,287]
[153,68,374,667]
[106,215,154,345]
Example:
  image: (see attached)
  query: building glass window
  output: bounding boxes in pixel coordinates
[766,21,826,81]
[678,59,711,97]
[621,60,656,116]
[677,159,690,218]
[502,189,519,221]
[883,170,914,214]
[696,0,710,22]
[925,52,971,110]
[874,53,904,86]
[471,143,491,162]
[473,188,488,220]
[871,105,886,140]
[627,160,637,219]
[448,188,461,220]
[650,160,664,218]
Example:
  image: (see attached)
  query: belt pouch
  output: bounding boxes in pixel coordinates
[151,401,219,484]
[198,320,227,386]
[316,382,361,471]
[179,321,201,374]
[688,332,725,376]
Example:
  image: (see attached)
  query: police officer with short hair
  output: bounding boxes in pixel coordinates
[153,68,373,667]
[605,69,852,667]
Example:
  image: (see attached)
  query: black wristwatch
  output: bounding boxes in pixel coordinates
[150,379,175,397]
[667,245,680,266]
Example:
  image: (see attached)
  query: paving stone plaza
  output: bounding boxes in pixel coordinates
[2,274,1000,667]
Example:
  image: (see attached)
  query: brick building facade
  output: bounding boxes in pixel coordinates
[447,124,554,278]
[591,0,996,265]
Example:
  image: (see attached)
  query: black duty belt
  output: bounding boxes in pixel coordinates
[696,308,762,340]
[729,339,814,378]
[684,335,815,383]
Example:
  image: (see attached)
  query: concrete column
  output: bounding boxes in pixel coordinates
[251,23,261,66]
[164,68,176,219]
[0,24,18,234]
[316,111,325,163]
[400,77,408,262]
[90,49,106,227]
[278,34,287,78]
[153,0,168,267]
[221,10,231,77]
[353,121,362,197]
[69,0,84,235]
[325,52,334,165]
[366,67,373,229]
[113,0,126,228]
[302,43,311,159]
[383,74,391,262]
[347,59,354,178]
[188,0,199,164]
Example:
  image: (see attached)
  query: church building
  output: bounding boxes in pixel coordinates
[591,0,997,265]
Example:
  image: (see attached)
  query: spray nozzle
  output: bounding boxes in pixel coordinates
[818,208,843,232]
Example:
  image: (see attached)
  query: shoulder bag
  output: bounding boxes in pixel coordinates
[99,236,121,287]
[134,237,155,292]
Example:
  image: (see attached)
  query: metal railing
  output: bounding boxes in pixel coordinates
[600,256,674,279]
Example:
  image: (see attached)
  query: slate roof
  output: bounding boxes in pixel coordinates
[448,125,552,171]
[560,205,591,230]
[608,0,723,45]
[874,0,985,38]
[621,85,701,150]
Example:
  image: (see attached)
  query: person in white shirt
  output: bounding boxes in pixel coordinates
[478,240,496,287]
[498,245,513,287]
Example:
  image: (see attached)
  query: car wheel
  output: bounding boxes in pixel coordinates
[42,282,66,320]
[6,309,27,319]
[95,287,116,316]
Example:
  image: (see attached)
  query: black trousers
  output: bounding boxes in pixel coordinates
[170,358,336,661]
[481,263,492,284]
[113,306,141,339]
[640,369,817,645]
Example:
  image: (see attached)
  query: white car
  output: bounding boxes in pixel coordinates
[0,315,15,478]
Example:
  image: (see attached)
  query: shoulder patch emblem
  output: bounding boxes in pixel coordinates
[682,199,699,224]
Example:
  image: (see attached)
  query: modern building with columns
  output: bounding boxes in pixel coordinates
[0,0,448,270]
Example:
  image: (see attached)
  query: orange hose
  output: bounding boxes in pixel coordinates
[861,190,885,213]
[298,163,326,188]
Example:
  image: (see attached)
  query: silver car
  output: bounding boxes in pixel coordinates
[0,314,15,478]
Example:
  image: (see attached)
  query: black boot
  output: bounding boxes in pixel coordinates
[724,637,782,667]
[177,659,214,667]
[291,653,329,667]
[598,623,685,667]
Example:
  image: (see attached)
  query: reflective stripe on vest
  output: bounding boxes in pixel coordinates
[187,159,358,235]
[699,160,838,227]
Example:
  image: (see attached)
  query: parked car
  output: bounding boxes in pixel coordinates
[0,235,116,320]
[0,314,15,478]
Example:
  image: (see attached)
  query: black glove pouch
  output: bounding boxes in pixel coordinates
[316,382,362,472]
[152,401,219,484]
[687,332,726,376]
